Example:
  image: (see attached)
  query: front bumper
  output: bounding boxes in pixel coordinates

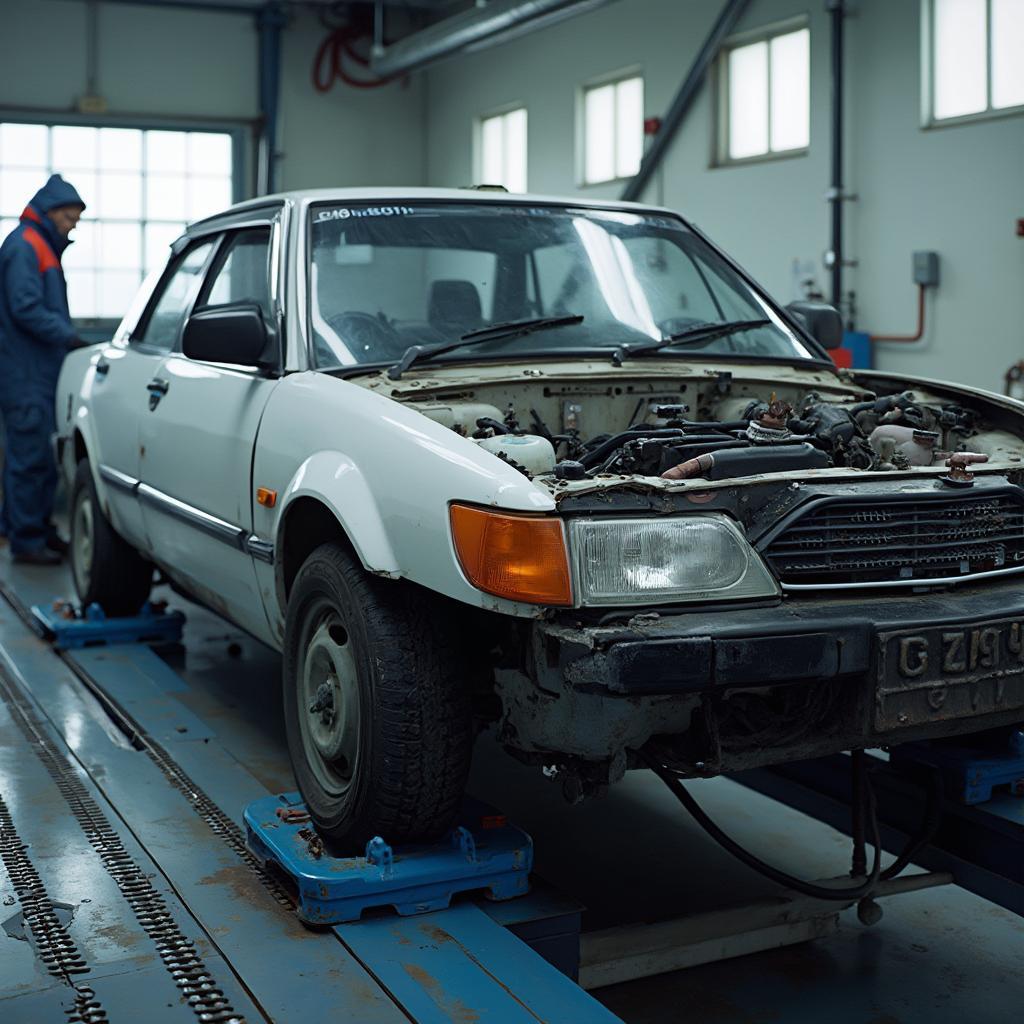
[547,579,1024,695]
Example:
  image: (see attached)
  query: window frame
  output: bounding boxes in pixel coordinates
[713,17,811,168]
[194,225,274,319]
[576,67,645,187]
[474,104,529,193]
[129,236,222,354]
[922,0,1024,129]
[0,109,246,335]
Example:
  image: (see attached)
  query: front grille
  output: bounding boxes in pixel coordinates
[763,491,1024,587]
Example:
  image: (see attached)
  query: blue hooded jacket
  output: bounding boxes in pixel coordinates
[0,174,85,404]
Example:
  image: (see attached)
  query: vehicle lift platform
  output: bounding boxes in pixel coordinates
[2,566,1024,1023]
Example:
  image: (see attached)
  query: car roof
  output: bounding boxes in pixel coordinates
[186,186,679,232]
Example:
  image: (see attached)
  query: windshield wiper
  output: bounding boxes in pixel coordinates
[611,318,771,366]
[388,315,584,380]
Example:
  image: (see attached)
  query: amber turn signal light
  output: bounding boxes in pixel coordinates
[256,487,277,508]
[449,504,572,606]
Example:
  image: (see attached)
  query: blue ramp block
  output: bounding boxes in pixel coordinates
[30,599,186,650]
[244,793,532,924]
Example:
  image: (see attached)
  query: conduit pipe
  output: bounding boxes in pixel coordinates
[870,285,927,343]
[370,0,621,78]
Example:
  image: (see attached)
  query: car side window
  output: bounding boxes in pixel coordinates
[197,228,273,319]
[132,240,217,351]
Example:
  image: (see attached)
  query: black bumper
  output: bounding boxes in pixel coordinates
[547,577,1024,695]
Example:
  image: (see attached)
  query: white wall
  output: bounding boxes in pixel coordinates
[422,0,1024,392]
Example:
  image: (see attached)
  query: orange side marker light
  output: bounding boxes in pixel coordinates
[256,487,277,508]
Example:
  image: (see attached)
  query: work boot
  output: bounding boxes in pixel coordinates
[46,534,69,556]
[13,547,63,566]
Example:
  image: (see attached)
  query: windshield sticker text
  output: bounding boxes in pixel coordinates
[315,206,415,222]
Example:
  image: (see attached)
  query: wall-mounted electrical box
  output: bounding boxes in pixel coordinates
[913,251,940,287]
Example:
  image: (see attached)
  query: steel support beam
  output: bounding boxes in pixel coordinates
[620,0,750,203]
[257,3,286,196]
[827,0,846,309]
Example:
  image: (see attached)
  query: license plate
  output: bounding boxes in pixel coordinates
[876,617,1024,730]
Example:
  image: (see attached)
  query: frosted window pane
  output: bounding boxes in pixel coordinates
[0,168,46,216]
[480,115,504,185]
[66,270,97,318]
[504,109,527,193]
[188,176,232,220]
[0,123,48,168]
[615,77,644,178]
[52,126,98,170]
[147,175,188,220]
[99,270,142,318]
[585,84,616,183]
[98,221,142,270]
[64,219,97,269]
[146,131,187,174]
[189,132,232,175]
[770,29,810,150]
[98,128,142,171]
[0,219,18,241]
[992,0,1024,109]
[97,172,142,219]
[933,0,987,118]
[729,41,769,158]
[145,222,184,272]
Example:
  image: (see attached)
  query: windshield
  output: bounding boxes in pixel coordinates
[308,202,815,369]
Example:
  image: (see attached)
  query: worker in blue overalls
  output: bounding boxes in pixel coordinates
[0,174,86,565]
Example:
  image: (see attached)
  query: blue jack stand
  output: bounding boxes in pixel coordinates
[244,793,533,925]
[30,599,186,650]
[891,729,1024,805]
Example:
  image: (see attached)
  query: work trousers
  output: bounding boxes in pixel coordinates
[0,396,58,554]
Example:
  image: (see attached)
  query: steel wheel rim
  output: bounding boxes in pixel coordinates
[72,490,94,595]
[298,600,361,798]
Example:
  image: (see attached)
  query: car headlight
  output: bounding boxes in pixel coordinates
[569,515,778,606]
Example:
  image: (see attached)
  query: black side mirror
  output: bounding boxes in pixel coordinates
[183,302,274,367]
[786,301,844,350]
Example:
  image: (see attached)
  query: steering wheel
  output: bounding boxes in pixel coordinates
[325,311,404,359]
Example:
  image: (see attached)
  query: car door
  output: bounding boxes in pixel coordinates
[138,224,280,641]
[88,239,218,549]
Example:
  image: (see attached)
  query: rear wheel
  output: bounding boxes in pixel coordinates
[70,460,153,617]
[283,542,472,849]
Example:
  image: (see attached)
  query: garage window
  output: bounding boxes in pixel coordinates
[478,108,528,193]
[928,0,1024,122]
[581,74,644,185]
[0,122,235,320]
[718,24,810,163]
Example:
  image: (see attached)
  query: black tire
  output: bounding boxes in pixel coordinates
[283,542,472,850]
[70,460,153,617]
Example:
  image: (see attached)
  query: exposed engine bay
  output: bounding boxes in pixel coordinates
[371,365,1024,487]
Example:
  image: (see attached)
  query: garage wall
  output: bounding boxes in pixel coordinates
[0,1,425,196]
[276,9,426,192]
[422,0,1024,392]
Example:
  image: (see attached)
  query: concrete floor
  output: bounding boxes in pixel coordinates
[4,558,1024,1022]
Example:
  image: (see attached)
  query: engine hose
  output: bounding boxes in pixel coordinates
[879,763,943,881]
[643,754,884,901]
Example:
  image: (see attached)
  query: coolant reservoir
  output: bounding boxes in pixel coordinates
[477,434,556,476]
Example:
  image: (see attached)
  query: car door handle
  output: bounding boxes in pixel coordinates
[147,377,169,410]
[95,358,110,376]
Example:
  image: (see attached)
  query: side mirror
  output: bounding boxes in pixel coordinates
[786,301,844,350]
[183,302,273,367]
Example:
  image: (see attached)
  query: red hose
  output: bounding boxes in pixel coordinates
[312,27,394,92]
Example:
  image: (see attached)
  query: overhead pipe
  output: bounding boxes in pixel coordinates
[620,0,751,203]
[370,0,620,79]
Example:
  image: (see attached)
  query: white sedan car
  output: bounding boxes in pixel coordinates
[58,188,1024,848]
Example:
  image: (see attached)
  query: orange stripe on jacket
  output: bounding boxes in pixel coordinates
[21,226,59,273]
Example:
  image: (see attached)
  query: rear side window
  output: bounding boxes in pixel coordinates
[197,227,273,319]
[132,240,216,351]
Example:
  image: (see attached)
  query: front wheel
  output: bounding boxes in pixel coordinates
[70,460,153,617]
[282,543,473,849]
